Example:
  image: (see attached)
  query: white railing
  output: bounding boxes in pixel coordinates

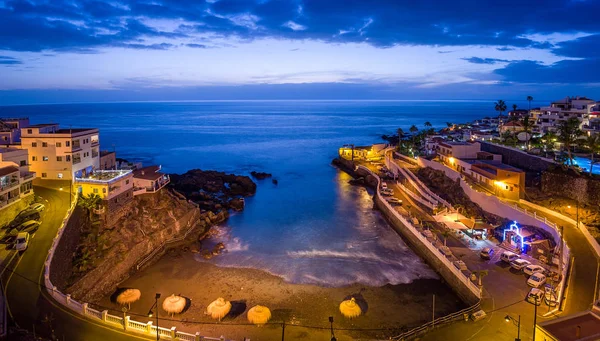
[43,192,238,341]
[358,166,482,299]
[395,182,435,210]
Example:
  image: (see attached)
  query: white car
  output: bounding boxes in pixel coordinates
[381,182,388,190]
[527,272,547,288]
[500,251,520,263]
[510,259,531,271]
[29,203,45,212]
[526,288,543,305]
[15,232,30,251]
[524,264,545,276]
[387,197,403,205]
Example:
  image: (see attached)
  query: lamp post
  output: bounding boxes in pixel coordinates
[148,293,161,340]
[504,314,521,341]
[329,316,336,341]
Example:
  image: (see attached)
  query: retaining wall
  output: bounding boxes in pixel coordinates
[357,166,481,306]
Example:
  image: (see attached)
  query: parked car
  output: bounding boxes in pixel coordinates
[0,229,19,244]
[381,188,394,196]
[544,285,558,307]
[479,247,494,260]
[387,197,402,205]
[29,203,45,212]
[17,220,40,234]
[526,288,543,305]
[15,232,30,251]
[527,272,547,288]
[524,264,546,276]
[381,182,388,190]
[501,251,520,264]
[8,210,41,230]
[510,259,531,271]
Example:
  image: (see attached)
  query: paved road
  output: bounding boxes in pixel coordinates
[4,185,158,340]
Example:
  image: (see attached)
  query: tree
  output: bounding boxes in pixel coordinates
[396,128,406,153]
[527,95,534,112]
[557,117,583,166]
[446,122,453,129]
[77,193,103,220]
[541,132,558,157]
[583,134,600,174]
[521,114,532,150]
[424,121,432,128]
[495,100,507,120]
[512,104,518,112]
[409,125,419,156]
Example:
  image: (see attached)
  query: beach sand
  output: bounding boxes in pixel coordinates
[94,249,466,341]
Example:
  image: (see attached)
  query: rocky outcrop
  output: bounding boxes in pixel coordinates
[250,171,272,180]
[169,169,256,211]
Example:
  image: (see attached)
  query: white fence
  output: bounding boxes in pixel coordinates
[43,192,236,341]
[358,165,482,300]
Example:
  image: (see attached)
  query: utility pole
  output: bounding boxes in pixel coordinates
[432,294,436,327]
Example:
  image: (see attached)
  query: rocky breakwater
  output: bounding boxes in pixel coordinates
[58,170,255,302]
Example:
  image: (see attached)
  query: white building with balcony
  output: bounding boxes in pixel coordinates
[0,148,36,211]
[537,96,596,133]
[20,124,100,180]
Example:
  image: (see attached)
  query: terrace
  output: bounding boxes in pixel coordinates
[75,170,132,185]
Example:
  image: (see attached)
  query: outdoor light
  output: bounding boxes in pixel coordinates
[503,221,524,250]
[329,316,336,341]
[504,315,510,322]
[148,293,161,341]
[147,310,153,317]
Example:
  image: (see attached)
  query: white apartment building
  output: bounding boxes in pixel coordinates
[0,148,36,211]
[537,96,596,133]
[20,124,100,180]
[0,117,30,145]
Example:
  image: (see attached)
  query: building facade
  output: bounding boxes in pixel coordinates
[20,124,100,180]
[132,165,170,195]
[0,117,30,145]
[99,150,116,170]
[0,148,36,212]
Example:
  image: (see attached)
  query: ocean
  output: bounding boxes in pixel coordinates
[1,100,523,287]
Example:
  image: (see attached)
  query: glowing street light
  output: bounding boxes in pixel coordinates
[504,314,521,341]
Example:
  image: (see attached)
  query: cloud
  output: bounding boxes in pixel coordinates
[2,0,600,53]
[185,43,208,49]
[495,58,600,84]
[0,56,22,65]
[462,57,510,65]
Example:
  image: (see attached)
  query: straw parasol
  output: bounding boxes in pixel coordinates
[247,305,271,326]
[162,294,187,316]
[339,297,362,318]
[116,289,141,309]
[206,297,232,321]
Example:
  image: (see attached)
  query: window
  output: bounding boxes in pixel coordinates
[57,156,63,162]
[2,136,7,141]
[102,188,106,193]
[32,156,37,161]
[42,156,48,161]
[58,173,63,179]
[126,180,130,185]
[93,188,98,194]
[41,173,47,178]
[56,142,62,147]
[42,142,47,147]
[32,142,37,147]
[66,141,70,147]
[66,155,71,162]
[27,129,32,134]
[19,160,26,167]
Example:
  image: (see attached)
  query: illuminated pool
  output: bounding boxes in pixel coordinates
[573,156,600,174]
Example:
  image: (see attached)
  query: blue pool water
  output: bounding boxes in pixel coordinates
[1,100,505,287]
[572,156,600,174]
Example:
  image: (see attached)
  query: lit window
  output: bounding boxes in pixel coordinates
[32,156,37,161]
[42,156,48,161]
[58,173,63,179]
[102,188,106,193]
[93,188,98,194]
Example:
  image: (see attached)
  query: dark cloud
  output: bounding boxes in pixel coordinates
[552,34,600,58]
[495,58,600,84]
[462,57,510,65]
[1,0,600,53]
[185,43,208,49]
[0,56,22,65]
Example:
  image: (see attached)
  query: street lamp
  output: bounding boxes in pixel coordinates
[329,316,336,341]
[148,293,161,340]
[504,314,521,341]
[527,295,541,341]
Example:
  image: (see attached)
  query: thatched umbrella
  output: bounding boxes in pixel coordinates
[116,289,141,309]
[162,294,187,316]
[247,305,271,326]
[339,297,362,318]
[206,297,232,321]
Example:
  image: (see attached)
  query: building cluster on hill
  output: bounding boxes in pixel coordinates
[0,117,169,221]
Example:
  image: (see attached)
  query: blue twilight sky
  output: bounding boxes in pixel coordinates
[0,0,599,104]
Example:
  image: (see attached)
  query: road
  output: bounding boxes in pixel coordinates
[4,184,158,340]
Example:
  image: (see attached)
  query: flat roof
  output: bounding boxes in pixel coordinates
[0,147,23,153]
[461,159,523,172]
[539,311,600,341]
[0,165,19,177]
[55,128,97,134]
[27,123,58,128]
[133,165,164,181]
[75,170,132,184]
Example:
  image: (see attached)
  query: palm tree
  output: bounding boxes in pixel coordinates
[397,128,406,153]
[409,124,419,134]
[495,100,507,120]
[512,104,518,112]
[557,117,583,166]
[446,122,454,129]
[477,269,489,287]
[409,125,419,156]
[527,95,534,113]
[541,132,558,157]
[583,134,600,174]
[521,114,532,150]
[77,193,103,220]
[424,121,432,128]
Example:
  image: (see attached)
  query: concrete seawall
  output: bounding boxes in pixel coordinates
[355,166,481,306]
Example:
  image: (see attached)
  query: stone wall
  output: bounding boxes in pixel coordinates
[480,142,557,173]
[0,195,33,227]
[541,171,600,205]
[48,206,88,290]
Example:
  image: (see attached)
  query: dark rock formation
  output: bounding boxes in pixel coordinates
[250,171,272,180]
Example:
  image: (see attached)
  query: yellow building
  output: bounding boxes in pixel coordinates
[75,170,133,201]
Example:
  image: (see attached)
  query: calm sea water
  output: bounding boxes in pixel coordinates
[1,100,505,287]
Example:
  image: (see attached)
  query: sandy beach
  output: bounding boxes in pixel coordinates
[94,249,465,341]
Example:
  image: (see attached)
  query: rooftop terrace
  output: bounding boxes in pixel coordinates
[75,170,132,184]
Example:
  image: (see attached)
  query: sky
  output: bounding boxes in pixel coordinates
[0,0,599,104]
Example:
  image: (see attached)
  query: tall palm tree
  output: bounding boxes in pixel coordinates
[584,134,600,174]
[527,95,534,113]
[77,193,103,220]
[409,125,419,155]
[495,100,507,120]
[397,128,406,152]
[521,114,532,150]
[512,104,518,112]
[557,117,583,166]
[424,121,432,128]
